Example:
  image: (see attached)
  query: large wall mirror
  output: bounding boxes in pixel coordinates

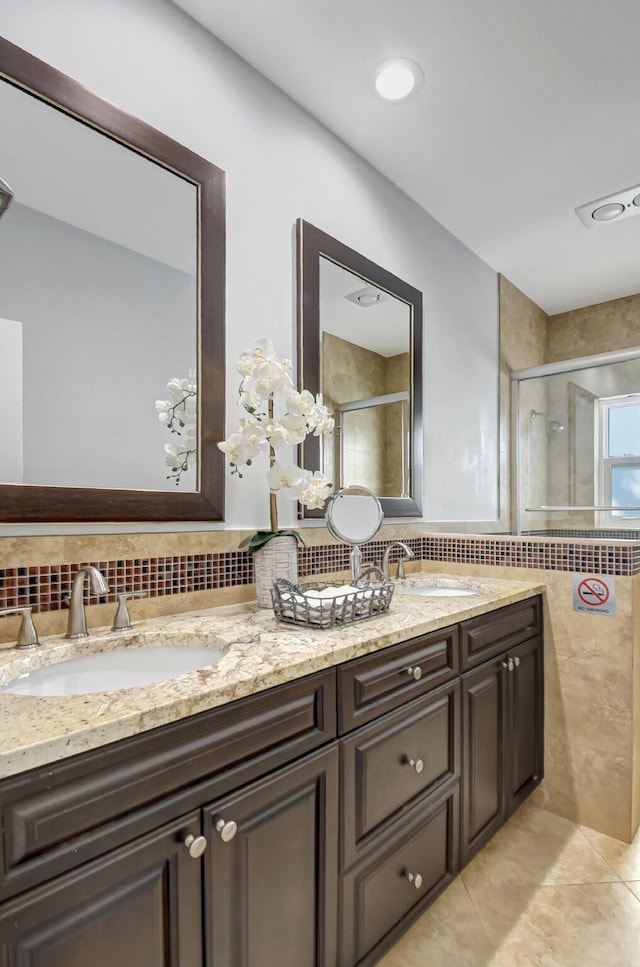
[0,38,225,522]
[297,219,423,518]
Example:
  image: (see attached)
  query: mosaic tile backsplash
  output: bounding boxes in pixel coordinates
[0,534,638,616]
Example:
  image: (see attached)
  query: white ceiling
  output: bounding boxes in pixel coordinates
[172,0,640,315]
[320,258,410,357]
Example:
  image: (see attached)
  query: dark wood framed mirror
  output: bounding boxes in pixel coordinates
[296,219,423,518]
[0,37,225,522]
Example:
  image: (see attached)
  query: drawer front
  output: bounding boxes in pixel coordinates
[460,596,541,671]
[0,668,337,900]
[338,625,459,733]
[341,681,460,869]
[340,782,459,967]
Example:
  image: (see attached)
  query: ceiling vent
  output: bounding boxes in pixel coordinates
[344,285,390,308]
[575,182,640,228]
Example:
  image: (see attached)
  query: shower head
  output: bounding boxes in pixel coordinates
[0,177,14,219]
[530,409,565,432]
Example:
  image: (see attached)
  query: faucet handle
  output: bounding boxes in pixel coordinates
[396,558,407,580]
[0,606,41,650]
[111,591,149,632]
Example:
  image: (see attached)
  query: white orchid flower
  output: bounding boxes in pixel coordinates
[251,338,279,361]
[236,353,258,377]
[263,420,290,448]
[280,411,309,445]
[217,429,261,466]
[296,470,333,508]
[164,443,182,467]
[285,389,315,416]
[267,461,305,491]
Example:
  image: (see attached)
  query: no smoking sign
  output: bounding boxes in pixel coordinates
[572,575,616,616]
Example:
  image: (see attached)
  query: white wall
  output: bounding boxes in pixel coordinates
[2,0,499,533]
[0,318,23,483]
[0,204,197,490]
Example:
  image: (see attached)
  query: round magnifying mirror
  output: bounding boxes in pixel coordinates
[325,486,384,581]
[325,486,384,544]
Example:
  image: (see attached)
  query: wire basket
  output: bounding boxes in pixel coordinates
[271,578,395,628]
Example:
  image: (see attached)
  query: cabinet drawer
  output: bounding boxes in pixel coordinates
[341,681,460,869]
[460,596,541,671]
[340,781,459,967]
[338,625,459,733]
[0,668,336,900]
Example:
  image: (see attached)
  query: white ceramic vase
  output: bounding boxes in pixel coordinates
[253,535,299,608]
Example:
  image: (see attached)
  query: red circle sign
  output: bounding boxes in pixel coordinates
[577,578,610,607]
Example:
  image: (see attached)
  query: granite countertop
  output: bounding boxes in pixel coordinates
[0,573,544,779]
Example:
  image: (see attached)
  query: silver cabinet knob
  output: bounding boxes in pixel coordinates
[406,757,424,774]
[184,834,207,858]
[502,657,515,672]
[406,665,423,681]
[215,817,238,842]
[514,656,521,668]
[405,871,423,889]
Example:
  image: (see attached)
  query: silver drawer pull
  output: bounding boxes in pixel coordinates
[406,665,423,681]
[514,656,521,668]
[405,756,424,774]
[215,817,238,842]
[404,870,423,889]
[184,833,207,858]
[502,657,515,672]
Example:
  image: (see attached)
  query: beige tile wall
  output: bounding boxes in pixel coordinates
[422,559,639,843]
[547,292,640,362]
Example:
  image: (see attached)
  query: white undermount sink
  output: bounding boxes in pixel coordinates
[2,645,224,697]
[396,584,480,598]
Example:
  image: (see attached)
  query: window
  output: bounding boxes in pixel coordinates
[597,395,640,522]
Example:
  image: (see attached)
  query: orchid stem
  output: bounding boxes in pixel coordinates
[268,397,278,533]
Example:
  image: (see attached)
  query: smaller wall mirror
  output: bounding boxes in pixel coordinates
[297,219,423,518]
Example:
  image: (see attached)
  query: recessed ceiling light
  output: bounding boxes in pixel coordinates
[576,181,640,228]
[374,59,424,101]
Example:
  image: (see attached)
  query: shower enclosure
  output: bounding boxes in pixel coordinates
[512,347,640,535]
[330,391,411,498]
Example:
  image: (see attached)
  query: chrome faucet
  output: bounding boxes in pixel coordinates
[382,542,415,581]
[65,566,109,639]
[0,606,41,649]
[356,563,384,584]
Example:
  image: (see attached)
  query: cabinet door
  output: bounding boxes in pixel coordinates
[507,635,544,814]
[0,812,202,967]
[460,657,507,866]
[203,744,339,967]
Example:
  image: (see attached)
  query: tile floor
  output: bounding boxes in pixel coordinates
[377,801,640,967]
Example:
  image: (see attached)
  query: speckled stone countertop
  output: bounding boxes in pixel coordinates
[0,573,544,779]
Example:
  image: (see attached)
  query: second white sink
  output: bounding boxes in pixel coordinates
[397,586,478,597]
[3,645,224,697]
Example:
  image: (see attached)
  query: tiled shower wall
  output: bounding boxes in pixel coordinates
[1,533,638,616]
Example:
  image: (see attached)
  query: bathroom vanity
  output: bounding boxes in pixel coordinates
[0,578,543,966]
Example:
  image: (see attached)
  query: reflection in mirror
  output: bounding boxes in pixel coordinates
[320,258,411,498]
[0,79,197,491]
[0,37,225,522]
[297,220,423,518]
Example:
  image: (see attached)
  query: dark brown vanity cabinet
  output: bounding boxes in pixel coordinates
[0,595,543,967]
[203,744,339,967]
[460,600,544,867]
[0,812,204,967]
[337,625,462,967]
[0,670,338,967]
